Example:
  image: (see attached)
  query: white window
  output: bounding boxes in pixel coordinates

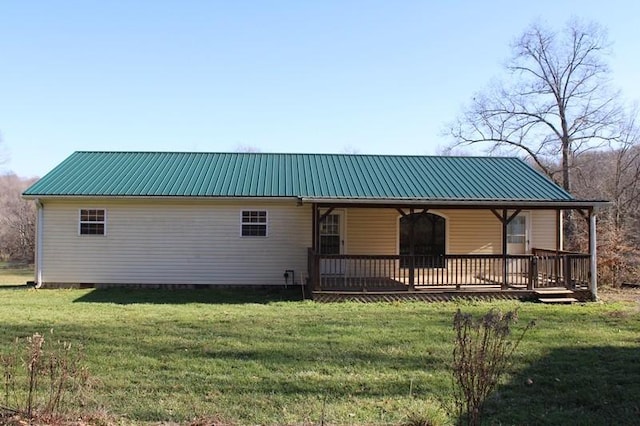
[241,210,267,237]
[79,209,106,235]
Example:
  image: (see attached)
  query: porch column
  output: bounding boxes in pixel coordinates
[491,208,521,291]
[408,209,416,290]
[589,209,598,301]
[311,203,317,251]
[491,209,509,290]
[310,203,321,291]
[501,210,508,290]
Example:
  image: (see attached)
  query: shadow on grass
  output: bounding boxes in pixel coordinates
[484,346,640,424]
[73,286,306,305]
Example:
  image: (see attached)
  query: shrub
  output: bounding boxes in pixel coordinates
[0,331,90,423]
[452,308,534,426]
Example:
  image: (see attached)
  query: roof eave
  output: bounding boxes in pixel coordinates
[22,193,610,210]
[300,197,610,210]
[21,194,302,202]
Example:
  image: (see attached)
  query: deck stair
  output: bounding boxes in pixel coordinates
[535,288,578,304]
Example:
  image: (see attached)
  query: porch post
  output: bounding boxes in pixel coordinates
[589,208,598,301]
[310,203,320,291]
[311,203,317,252]
[501,209,508,290]
[408,209,415,290]
[490,208,510,291]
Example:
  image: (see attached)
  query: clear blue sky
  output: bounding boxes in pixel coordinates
[2,1,639,177]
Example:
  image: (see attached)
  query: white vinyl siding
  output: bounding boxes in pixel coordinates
[345,209,503,255]
[40,199,310,286]
[345,208,556,255]
[38,200,560,287]
[446,210,501,254]
[530,210,558,250]
[346,209,397,255]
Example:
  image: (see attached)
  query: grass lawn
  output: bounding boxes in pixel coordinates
[0,270,638,425]
[0,261,33,286]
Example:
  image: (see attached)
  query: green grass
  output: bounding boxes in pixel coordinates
[0,262,33,286]
[0,270,638,425]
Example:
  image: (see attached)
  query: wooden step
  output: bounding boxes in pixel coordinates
[538,297,578,304]
[535,289,574,295]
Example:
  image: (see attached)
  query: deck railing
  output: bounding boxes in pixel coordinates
[532,248,590,290]
[307,249,590,292]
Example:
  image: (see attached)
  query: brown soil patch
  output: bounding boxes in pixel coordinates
[599,286,640,304]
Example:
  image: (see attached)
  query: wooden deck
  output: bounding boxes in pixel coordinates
[307,250,593,302]
[312,286,593,303]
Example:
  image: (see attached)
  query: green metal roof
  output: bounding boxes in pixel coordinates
[23,151,574,201]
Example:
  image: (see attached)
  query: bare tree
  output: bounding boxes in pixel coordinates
[449,19,623,193]
[582,121,640,225]
[572,115,640,285]
[0,174,37,263]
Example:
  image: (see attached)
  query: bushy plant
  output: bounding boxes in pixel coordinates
[452,308,534,426]
[0,331,90,423]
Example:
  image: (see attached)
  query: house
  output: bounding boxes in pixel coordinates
[23,151,605,301]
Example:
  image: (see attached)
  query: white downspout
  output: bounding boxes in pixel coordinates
[35,199,44,288]
[589,210,597,301]
[558,210,564,251]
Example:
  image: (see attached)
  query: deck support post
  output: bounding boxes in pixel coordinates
[313,251,321,291]
[312,203,318,252]
[491,208,521,290]
[589,208,598,300]
[311,204,323,290]
[408,208,415,290]
[578,207,598,300]
[501,210,509,290]
[527,257,537,290]
[563,254,574,289]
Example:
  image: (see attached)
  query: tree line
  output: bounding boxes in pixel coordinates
[0,173,36,263]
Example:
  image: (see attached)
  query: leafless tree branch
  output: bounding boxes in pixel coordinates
[448,19,622,194]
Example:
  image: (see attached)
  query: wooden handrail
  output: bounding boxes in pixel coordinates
[317,253,536,260]
[532,247,589,256]
[309,252,591,292]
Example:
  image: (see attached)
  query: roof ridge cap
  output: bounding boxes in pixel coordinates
[73,151,520,160]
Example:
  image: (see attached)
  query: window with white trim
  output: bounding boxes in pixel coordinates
[241,210,267,237]
[79,209,106,235]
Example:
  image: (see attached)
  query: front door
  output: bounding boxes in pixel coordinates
[399,212,446,268]
[507,213,529,254]
[506,213,530,278]
[319,211,345,275]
